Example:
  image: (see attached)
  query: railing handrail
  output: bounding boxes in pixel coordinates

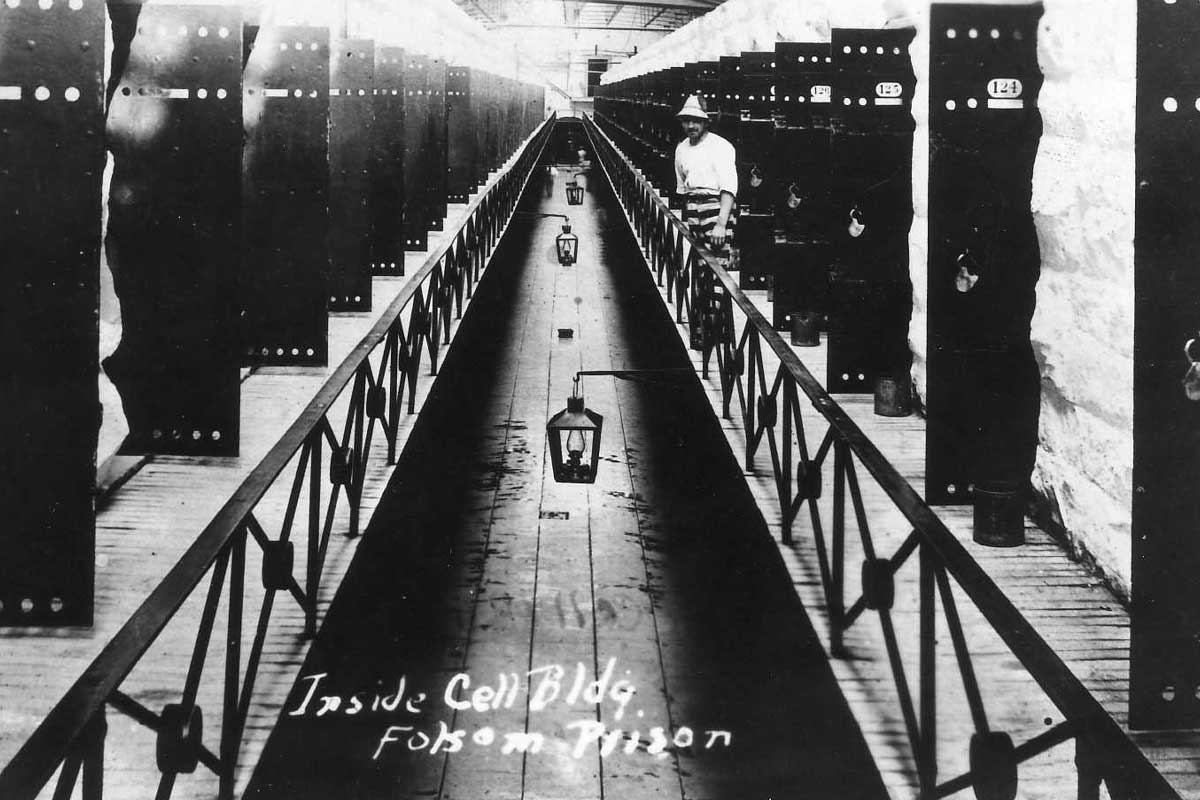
[0,113,557,797]
[583,111,1175,796]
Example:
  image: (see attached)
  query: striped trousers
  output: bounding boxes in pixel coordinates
[683,191,739,262]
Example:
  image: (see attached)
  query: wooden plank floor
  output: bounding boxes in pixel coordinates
[617,182,1200,797]
[0,136,540,800]
[241,169,884,800]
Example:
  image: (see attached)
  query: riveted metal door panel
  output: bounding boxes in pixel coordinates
[737,119,775,216]
[827,27,916,394]
[716,56,741,142]
[696,59,720,118]
[1132,0,1200,729]
[926,3,1044,507]
[468,68,486,186]
[735,52,774,215]
[495,74,509,166]
[774,42,834,244]
[371,46,404,276]
[0,0,104,626]
[446,65,476,203]
[773,241,832,331]
[665,65,684,135]
[402,52,432,250]
[329,38,374,311]
[426,56,447,230]
[739,50,774,120]
[735,212,774,291]
[241,26,330,366]
[775,41,834,130]
[499,74,515,160]
[831,28,916,135]
[104,6,242,457]
[482,70,499,174]
[773,127,833,244]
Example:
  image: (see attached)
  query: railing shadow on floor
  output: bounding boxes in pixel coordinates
[0,116,557,800]
[583,111,1176,800]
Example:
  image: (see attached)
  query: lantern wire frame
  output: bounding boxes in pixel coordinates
[511,211,578,265]
[546,369,694,484]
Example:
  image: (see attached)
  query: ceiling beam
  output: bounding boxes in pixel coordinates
[606,3,624,23]
[642,7,666,26]
[465,0,498,23]
[489,23,677,31]
[545,77,572,98]
[559,0,717,10]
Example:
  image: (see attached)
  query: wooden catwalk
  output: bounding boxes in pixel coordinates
[242,170,886,799]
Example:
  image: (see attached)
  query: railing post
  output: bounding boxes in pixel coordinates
[444,261,456,341]
[407,300,422,415]
[781,377,795,544]
[656,227,666,286]
[687,249,700,326]
[1075,737,1102,800]
[306,428,322,638]
[831,438,847,657]
[387,326,399,465]
[456,246,468,317]
[649,208,660,272]
[219,530,245,800]
[745,330,760,471]
[350,368,366,538]
[461,230,473,299]
[427,269,443,375]
[80,709,106,800]
[641,189,652,247]
[720,339,736,422]
[473,222,483,283]
[919,543,938,798]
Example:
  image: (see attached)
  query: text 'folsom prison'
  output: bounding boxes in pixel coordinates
[286,657,732,760]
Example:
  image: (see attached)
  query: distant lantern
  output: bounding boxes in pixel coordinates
[566,180,584,205]
[546,394,603,484]
[556,223,579,265]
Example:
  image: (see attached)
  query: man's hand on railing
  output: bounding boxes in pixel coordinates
[708,225,728,248]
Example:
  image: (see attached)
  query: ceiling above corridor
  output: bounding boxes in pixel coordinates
[452,0,725,33]
[447,0,727,98]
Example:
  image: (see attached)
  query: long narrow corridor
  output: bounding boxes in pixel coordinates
[243,161,885,800]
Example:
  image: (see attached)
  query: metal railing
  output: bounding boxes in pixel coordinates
[583,112,1175,800]
[0,114,556,800]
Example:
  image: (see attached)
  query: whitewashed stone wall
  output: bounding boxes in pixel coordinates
[605,0,1137,596]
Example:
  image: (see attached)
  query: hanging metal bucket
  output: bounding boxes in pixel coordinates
[790,311,821,347]
[873,375,911,417]
[972,481,1025,547]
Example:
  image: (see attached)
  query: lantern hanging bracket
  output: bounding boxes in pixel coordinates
[572,368,695,394]
[514,211,571,224]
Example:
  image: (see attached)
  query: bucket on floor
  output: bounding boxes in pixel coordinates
[873,375,911,417]
[790,311,820,347]
[972,481,1025,547]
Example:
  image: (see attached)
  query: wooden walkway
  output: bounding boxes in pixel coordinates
[620,197,1200,797]
[242,169,884,800]
[0,137,536,799]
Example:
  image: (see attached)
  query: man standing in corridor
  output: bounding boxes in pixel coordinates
[674,94,739,256]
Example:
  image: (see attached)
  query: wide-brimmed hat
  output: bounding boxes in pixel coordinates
[675,94,709,121]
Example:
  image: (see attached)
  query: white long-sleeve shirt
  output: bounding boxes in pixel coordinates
[674,132,738,197]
